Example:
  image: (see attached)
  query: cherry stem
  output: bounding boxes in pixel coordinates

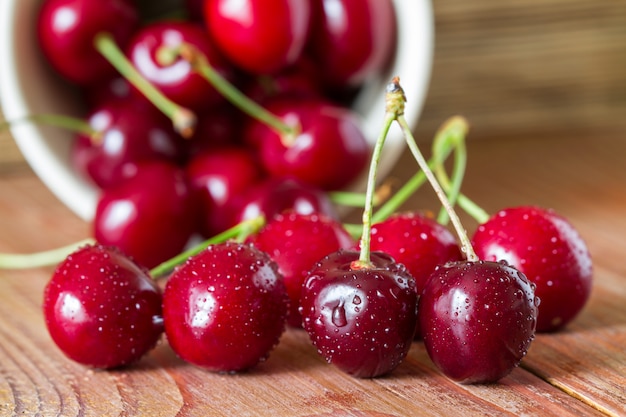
[430,122,490,225]
[169,43,299,140]
[93,32,197,138]
[352,80,400,269]
[432,116,469,225]
[149,215,266,279]
[1,114,101,142]
[391,79,479,262]
[0,238,95,270]
[329,180,393,208]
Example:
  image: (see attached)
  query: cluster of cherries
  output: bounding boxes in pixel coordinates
[40,84,593,386]
[32,1,594,385]
[37,0,397,268]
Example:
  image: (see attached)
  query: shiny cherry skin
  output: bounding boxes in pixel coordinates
[126,20,232,111]
[367,212,463,338]
[37,0,139,85]
[163,241,288,372]
[72,98,185,190]
[245,98,370,190]
[247,212,356,327]
[94,161,198,269]
[419,260,538,384]
[471,206,593,332]
[43,244,163,368]
[204,0,312,74]
[300,250,418,378]
[186,146,265,237]
[308,0,396,88]
[231,177,339,229]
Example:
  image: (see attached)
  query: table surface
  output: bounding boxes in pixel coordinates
[0,129,624,417]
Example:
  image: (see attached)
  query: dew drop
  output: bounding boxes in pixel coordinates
[332,302,348,328]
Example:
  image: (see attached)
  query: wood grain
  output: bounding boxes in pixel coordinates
[0,132,624,416]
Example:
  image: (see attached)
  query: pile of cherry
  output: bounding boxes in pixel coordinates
[30,0,594,385]
[37,0,397,268]
[40,100,594,386]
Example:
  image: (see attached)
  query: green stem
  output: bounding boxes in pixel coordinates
[173,44,298,139]
[371,165,428,224]
[431,118,490,225]
[1,114,98,140]
[390,79,478,261]
[397,112,478,261]
[0,238,95,270]
[93,32,197,138]
[352,79,402,268]
[370,118,466,224]
[432,116,469,224]
[149,215,266,279]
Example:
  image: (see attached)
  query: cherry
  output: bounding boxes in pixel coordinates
[186,146,265,237]
[43,244,163,368]
[419,260,539,384]
[308,0,396,88]
[204,0,312,74]
[367,212,463,337]
[385,78,538,383]
[71,98,185,189]
[247,212,356,327]
[94,161,198,269]
[300,250,417,378]
[244,98,370,190]
[162,241,288,372]
[231,177,339,228]
[126,20,232,111]
[471,206,593,332]
[37,0,139,85]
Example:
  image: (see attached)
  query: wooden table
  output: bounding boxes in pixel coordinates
[0,129,624,416]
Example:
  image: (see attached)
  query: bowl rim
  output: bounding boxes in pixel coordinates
[0,0,434,222]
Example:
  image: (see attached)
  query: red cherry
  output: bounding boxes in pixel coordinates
[471,206,593,332]
[367,212,463,338]
[419,260,539,384]
[186,146,265,237]
[204,0,312,74]
[43,244,163,368]
[245,98,370,190]
[162,241,288,372]
[71,98,185,189]
[231,177,339,228]
[300,250,418,378]
[94,161,198,269]
[247,212,356,327]
[37,0,139,85]
[308,0,396,88]
[126,20,232,111]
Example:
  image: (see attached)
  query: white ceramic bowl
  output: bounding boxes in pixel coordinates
[0,0,433,222]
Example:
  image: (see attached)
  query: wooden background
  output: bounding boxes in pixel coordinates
[2,0,626,165]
